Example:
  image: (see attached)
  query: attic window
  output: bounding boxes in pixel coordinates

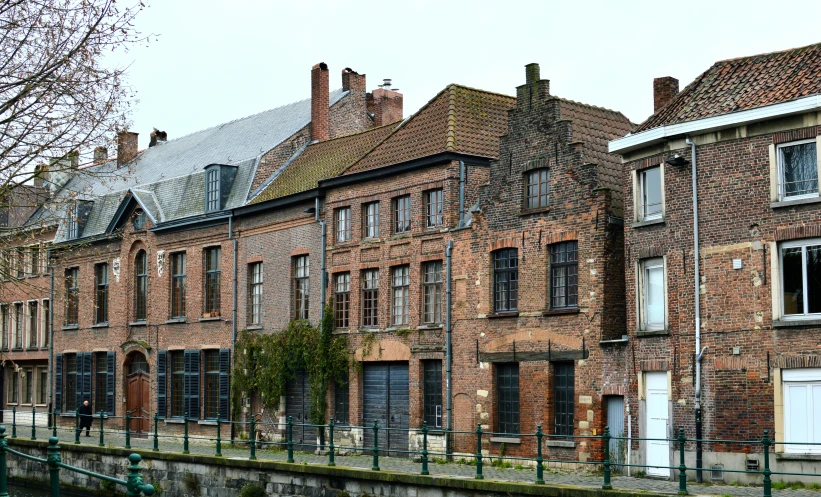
[132,209,146,230]
[67,204,78,239]
[206,168,220,212]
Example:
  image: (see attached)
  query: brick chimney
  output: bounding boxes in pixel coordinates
[342,67,366,95]
[33,163,47,188]
[653,77,679,113]
[367,80,404,127]
[516,63,550,111]
[93,146,108,163]
[149,128,168,147]
[117,131,139,168]
[311,62,330,142]
[68,150,79,170]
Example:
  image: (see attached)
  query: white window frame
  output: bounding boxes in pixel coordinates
[782,368,821,454]
[26,299,38,349]
[777,138,819,201]
[638,257,666,332]
[779,238,821,320]
[40,298,49,348]
[638,166,664,221]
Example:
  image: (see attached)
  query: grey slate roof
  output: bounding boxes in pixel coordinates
[43,90,347,243]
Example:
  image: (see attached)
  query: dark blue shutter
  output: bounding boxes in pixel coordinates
[157,350,167,419]
[105,351,115,416]
[75,353,83,408]
[54,353,63,413]
[185,350,200,419]
[218,348,230,420]
[82,353,93,407]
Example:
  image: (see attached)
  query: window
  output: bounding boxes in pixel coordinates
[13,303,22,349]
[293,255,309,320]
[8,370,18,404]
[170,352,185,418]
[526,169,550,209]
[65,355,77,412]
[29,246,40,276]
[639,258,665,331]
[22,368,32,404]
[778,139,818,200]
[41,300,49,348]
[38,368,47,405]
[134,251,147,321]
[64,353,91,413]
[423,360,442,428]
[132,209,146,230]
[363,202,380,238]
[393,195,411,234]
[14,249,23,279]
[781,238,821,318]
[1,305,8,349]
[391,265,410,325]
[204,247,221,316]
[206,168,220,212]
[27,301,37,348]
[248,262,262,325]
[336,207,351,243]
[425,189,443,228]
[95,353,107,413]
[361,269,379,327]
[170,253,186,319]
[67,203,78,239]
[334,373,349,425]
[95,263,108,324]
[783,368,821,454]
[496,364,519,435]
[334,273,350,329]
[204,350,219,420]
[65,268,79,326]
[422,261,443,324]
[553,362,575,436]
[638,166,663,221]
[550,242,578,309]
[493,249,518,312]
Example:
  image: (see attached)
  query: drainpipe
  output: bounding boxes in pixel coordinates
[315,197,327,321]
[458,161,466,227]
[47,248,54,415]
[229,215,238,441]
[445,240,453,456]
[687,136,708,482]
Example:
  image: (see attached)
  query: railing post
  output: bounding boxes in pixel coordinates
[31,407,36,440]
[286,416,294,463]
[47,436,61,497]
[603,425,612,489]
[0,426,9,497]
[98,411,105,447]
[126,453,154,497]
[678,427,688,495]
[74,409,79,444]
[762,430,772,497]
[215,413,222,457]
[328,418,335,466]
[51,408,56,438]
[535,424,544,485]
[11,407,16,439]
[421,421,429,476]
[125,413,131,450]
[183,413,189,454]
[372,421,380,471]
[249,414,257,460]
[475,423,484,480]
[153,412,159,452]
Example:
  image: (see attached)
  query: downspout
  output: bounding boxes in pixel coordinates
[458,161,466,227]
[47,249,54,418]
[229,215,238,441]
[316,197,327,321]
[687,136,708,482]
[445,240,453,456]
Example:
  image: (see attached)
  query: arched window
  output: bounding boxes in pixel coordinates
[135,250,147,321]
[128,352,149,375]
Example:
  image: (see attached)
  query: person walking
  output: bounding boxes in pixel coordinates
[78,399,93,437]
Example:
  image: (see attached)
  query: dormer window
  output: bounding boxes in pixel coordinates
[65,201,92,239]
[67,204,78,239]
[204,164,237,213]
[132,209,146,230]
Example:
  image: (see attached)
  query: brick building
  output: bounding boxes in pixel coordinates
[47,63,385,436]
[610,43,821,482]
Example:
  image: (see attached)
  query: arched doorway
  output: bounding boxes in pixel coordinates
[125,352,150,433]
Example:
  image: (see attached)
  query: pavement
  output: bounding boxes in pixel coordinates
[15,426,821,497]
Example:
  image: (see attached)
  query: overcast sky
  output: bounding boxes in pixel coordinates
[114,0,821,149]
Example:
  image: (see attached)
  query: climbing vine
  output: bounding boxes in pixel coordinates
[231,301,350,425]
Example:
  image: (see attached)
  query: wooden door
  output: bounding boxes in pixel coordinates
[127,373,150,433]
[363,362,409,457]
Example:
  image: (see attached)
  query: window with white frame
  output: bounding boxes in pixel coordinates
[249,262,262,325]
[782,368,821,454]
[778,139,818,200]
[336,207,351,243]
[638,258,665,331]
[638,166,663,221]
[206,168,220,212]
[780,238,821,319]
[391,265,410,325]
[363,202,380,238]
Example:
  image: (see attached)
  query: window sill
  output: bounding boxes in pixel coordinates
[635,329,669,337]
[490,437,521,444]
[599,338,629,346]
[165,318,187,325]
[59,413,76,418]
[199,317,222,322]
[358,327,380,333]
[128,321,147,327]
[519,207,551,217]
[61,325,78,331]
[25,347,38,352]
[542,308,579,316]
[487,312,519,319]
[245,325,263,331]
[545,440,576,448]
[91,323,109,329]
[417,324,443,330]
[771,196,821,209]
[389,233,412,240]
[776,452,821,461]
[164,419,187,424]
[198,420,218,426]
[631,218,665,229]
[773,319,821,328]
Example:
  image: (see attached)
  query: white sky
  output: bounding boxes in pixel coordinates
[114,0,821,149]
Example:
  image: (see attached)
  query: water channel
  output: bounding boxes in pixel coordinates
[8,484,50,496]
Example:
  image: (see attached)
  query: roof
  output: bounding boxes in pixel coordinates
[250,123,398,204]
[344,85,516,174]
[635,42,821,133]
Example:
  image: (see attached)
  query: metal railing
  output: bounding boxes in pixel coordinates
[31,408,821,496]
[0,425,154,496]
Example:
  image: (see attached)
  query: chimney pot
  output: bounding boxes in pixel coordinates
[33,163,47,188]
[69,150,79,170]
[525,63,541,85]
[653,77,679,114]
[117,131,139,168]
[93,146,108,163]
[311,63,330,142]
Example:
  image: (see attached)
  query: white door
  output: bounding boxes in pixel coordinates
[645,372,669,477]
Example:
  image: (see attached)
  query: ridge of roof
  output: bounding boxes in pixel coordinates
[716,41,821,64]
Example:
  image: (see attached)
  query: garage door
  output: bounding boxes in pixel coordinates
[285,367,316,451]
[363,362,409,457]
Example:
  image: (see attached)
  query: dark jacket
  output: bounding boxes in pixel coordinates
[78,403,93,428]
